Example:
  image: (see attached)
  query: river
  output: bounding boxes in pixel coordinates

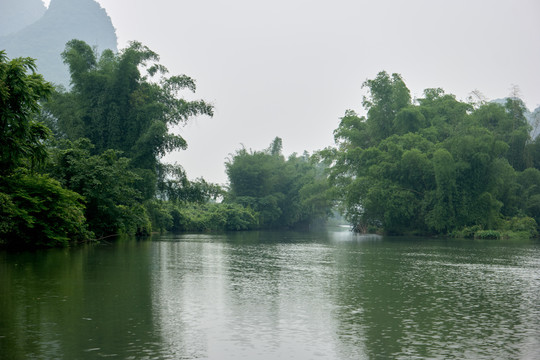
[1,228,539,359]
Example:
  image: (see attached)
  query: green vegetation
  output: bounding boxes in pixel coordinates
[47,39,213,170]
[41,40,217,241]
[0,51,89,247]
[47,139,152,237]
[324,71,540,238]
[1,40,331,248]
[0,41,218,248]
[225,137,333,229]
[2,42,539,248]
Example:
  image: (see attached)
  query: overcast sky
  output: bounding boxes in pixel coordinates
[45,0,540,184]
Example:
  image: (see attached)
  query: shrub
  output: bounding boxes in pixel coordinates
[168,203,258,232]
[0,173,90,248]
[474,230,501,240]
[145,200,172,233]
[505,216,538,237]
[451,225,483,238]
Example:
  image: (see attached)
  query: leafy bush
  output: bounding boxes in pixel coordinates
[145,200,172,233]
[168,203,258,232]
[48,140,148,237]
[505,216,538,237]
[451,225,483,238]
[118,204,152,236]
[0,172,90,248]
[474,230,501,240]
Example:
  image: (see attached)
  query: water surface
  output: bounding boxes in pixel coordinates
[1,229,539,359]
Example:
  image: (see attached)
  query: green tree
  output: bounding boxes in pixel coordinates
[0,51,89,247]
[48,139,151,237]
[517,168,540,225]
[362,71,411,142]
[226,138,332,228]
[426,148,456,232]
[471,100,531,171]
[41,40,220,237]
[46,40,213,173]
[156,163,222,205]
[0,51,52,174]
[0,171,89,247]
[326,71,537,236]
[417,88,472,142]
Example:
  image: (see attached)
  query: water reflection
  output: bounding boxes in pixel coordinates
[0,238,161,359]
[151,232,363,359]
[331,239,540,359]
[1,231,539,359]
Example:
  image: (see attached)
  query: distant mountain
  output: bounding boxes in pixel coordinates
[530,106,540,139]
[0,0,46,36]
[0,0,117,86]
[492,98,540,139]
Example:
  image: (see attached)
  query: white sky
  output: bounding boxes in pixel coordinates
[43,0,540,184]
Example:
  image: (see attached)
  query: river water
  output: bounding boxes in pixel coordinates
[1,228,539,359]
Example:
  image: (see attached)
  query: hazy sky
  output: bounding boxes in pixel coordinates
[43,0,540,184]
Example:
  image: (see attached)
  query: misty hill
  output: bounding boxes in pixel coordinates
[0,0,46,36]
[0,0,117,86]
[492,98,540,138]
[529,107,540,139]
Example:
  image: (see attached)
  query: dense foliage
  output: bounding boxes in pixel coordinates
[1,41,222,247]
[226,137,333,229]
[38,40,220,240]
[2,40,283,248]
[324,71,539,237]
[46,39,213,171]
[3,39,539,247]
[0,51,89,247]
[47,139,151,237]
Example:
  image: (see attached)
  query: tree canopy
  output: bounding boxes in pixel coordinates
[324,71,538,237]
[1,41,219,247]
[39,40,217,239]
[2,42,539,247]
[0,51,89,247]
[226,137,333,229]
[0,51,52,174]
[46,39,213,172]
